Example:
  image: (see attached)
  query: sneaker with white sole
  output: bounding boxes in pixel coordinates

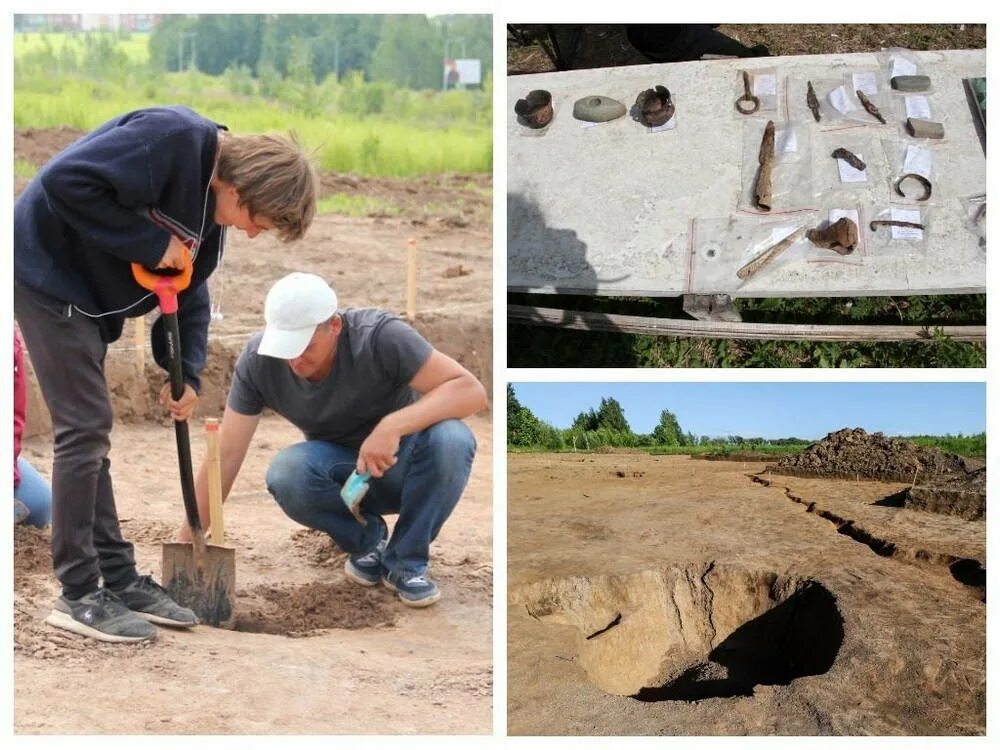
[45,588,157,643]
[344,518,388,587]
[382,569,441,608]
[110,575,199,627]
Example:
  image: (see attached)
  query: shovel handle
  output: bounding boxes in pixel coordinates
[161,310,202,534]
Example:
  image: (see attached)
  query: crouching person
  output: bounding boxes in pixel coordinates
[182,272,487,607]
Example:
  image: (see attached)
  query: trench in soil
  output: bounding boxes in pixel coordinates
[751,474,986,602]
[516,563,844,701]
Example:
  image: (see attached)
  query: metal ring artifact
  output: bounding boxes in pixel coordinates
[735,70,760,115]
[894,173,932,202]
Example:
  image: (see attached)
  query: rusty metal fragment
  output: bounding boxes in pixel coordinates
[856,89,886,124]
[894,173,932,202]
[831,148,866,172]
[634,85,675,127]
[735,70,760,114]
[870,220,925,232]
[514,90,553,129]
[807,217,858,255]
[905,117,945,139]
[806,81,821,122]
[753,120,775,212]
[736,227,806,281]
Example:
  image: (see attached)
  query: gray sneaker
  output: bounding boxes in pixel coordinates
[344,517,389,587]
[45,588,157,643]
[111,575,199,627]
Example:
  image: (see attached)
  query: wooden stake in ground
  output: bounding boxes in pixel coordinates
[133,315,145,375]
[753,120,775,211]
[205,418,225,545]
[406,237,417,320]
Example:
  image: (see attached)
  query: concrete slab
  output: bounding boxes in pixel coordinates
[507,50,986,298]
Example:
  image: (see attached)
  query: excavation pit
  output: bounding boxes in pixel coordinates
[515,563,843,699]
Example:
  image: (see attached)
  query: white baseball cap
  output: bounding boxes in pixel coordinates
[258,272,339,359]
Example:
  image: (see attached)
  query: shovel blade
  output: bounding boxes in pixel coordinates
[162,542,237,629]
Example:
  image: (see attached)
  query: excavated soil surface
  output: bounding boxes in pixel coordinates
[514,564,843,700]
[765,429,985,521]
[13,127,493,734]
[766,428,973,484]
[508,453,985,735]
[877,468,986,521]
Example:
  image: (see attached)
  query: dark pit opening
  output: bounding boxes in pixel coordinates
[632,582,843,702]
[873,490,906,508]
[950,558,986,589]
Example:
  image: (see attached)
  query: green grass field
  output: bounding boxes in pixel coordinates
[14,31,151,64]
[14,32,491,177]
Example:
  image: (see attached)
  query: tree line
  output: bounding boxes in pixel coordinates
[507,385,804,451]
[148,14,491,91]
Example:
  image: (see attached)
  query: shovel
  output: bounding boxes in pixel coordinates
[132,253,236,628]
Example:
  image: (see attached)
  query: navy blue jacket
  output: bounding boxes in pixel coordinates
[14,106,227,391]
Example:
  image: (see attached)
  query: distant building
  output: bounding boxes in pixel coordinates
[14,13,161,32]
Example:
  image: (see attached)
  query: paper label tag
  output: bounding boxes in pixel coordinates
[753,74,777,96]
[905,95,932,120]
[775,126,797,154]
[649,117,678,133]
[889,207,923,241]
[891,56,918,78]
[830,208,860,224]
[903,145,933,178]
[769,226,798,244]
[828,85,852,114]
[836,153,867,183]
[853,72,879,96]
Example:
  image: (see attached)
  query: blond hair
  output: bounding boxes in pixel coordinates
[217,132,318,242]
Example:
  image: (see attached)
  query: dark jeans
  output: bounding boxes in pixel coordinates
[265,419,476,577]
[14,283,138,598]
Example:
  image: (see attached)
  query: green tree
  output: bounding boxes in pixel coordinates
[652,408,684,446]
[507,385,549,447]
[595,397,630,433]
[370,15,440,89]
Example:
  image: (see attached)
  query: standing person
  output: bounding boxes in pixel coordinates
[179,272,487,607]
[14,105,318,643]
[14,325,52,528]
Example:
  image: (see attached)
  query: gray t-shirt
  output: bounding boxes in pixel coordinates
[228,308,434,448]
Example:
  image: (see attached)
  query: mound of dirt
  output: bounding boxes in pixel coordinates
[766,428,974,484]
[879,467,986,521]
[235,581,397,636]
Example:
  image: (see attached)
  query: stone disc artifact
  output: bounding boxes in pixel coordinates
[572,95,627,123]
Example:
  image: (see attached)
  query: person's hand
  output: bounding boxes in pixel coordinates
[156,235,190,270]
[159,382,199,422]
[176,522,192,543]
[357,423,401,478]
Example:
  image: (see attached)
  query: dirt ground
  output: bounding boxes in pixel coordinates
[13,127,493,734]
[507,453,985,736]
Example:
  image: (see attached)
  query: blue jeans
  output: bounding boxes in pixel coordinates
[265,419,476,577]
[15,456,53,528]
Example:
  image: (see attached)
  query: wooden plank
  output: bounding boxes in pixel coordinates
[205,418,225,545]
[508,305,986,342]
[508,50,986,298]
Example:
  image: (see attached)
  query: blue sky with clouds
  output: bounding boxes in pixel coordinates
[510,382,985,439]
